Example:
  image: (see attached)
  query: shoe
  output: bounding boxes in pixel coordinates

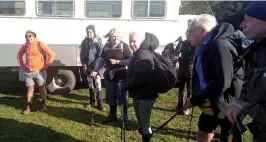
[22,103,32,115]
[102,113,118,123]
[84,101,95,108]
[183,109,190,116]
[40,101,48,112]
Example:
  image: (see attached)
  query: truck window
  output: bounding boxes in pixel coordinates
[0,1,25,16]
[85,0,122,18]
[132,0,166,18]
[36,0,74,17]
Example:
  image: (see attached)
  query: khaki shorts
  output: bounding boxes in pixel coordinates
[25,70,47,87]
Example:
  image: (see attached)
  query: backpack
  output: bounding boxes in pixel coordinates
[162,37,182,67]
[37,41,48,63]
[150,50,177,93]
[225,32,253,99]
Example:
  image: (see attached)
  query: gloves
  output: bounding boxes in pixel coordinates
[227,100,249,110]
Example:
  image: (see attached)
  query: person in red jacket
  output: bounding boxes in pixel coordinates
[17,29,55,115]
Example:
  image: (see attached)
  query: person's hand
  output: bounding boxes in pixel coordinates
[184,98,194,110]
[109,59,117,65]
[226,105,242,123]
[90,71,98,77]
[226,100,249,123]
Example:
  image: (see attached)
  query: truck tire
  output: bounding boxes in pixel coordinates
[46,69,76,94]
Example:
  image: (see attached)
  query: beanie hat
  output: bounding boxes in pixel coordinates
[25,29,36,37]
[245,1,266,22]
[86,24,95,34]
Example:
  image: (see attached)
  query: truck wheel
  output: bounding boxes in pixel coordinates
[46,70,76,94]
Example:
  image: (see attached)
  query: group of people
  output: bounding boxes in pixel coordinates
[182,2,266,142]
[80,26,158,141]
[16,1,266,142]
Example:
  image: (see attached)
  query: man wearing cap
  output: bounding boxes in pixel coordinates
[226,2,266,141]
[80,24,105,111]
[17,29,55,115]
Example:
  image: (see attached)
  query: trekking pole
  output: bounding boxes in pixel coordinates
[228,122,236,142]
[188,107,194,134]
[118,80,126,142]
[228,116,247,142]
[152,81,214,135]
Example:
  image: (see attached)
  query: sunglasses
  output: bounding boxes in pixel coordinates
[25,35,34,38]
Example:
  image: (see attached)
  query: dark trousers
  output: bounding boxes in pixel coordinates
[105,80,127,106]
[177,63,193,106]
[178,77,192,105]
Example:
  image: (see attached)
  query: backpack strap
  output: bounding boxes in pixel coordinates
[37,41,47,63]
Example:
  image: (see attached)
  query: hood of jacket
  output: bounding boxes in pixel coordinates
[210,23,235,40]
[139,32,159,51]
[25,29,39,45]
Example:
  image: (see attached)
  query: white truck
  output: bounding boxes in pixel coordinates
[0,0,197,94]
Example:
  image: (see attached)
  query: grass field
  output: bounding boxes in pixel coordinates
[0,71,253,142]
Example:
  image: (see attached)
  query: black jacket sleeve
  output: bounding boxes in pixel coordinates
[190,40,234,106]
[127,49,154,91]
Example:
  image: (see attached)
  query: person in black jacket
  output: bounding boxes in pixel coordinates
[80,24,105,111]
[184,14,243,142]
[175,37,196,115]
[121,32,159,142]
[226,2,266,141]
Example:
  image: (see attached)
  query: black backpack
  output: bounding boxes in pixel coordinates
[225,31,253,99]
[150,50,177,93]
[162,37,182,67]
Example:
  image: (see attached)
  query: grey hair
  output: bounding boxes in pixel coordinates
[129,31,146,41]
[190,14,218,31]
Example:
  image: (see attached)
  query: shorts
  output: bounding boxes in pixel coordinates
[198,113,232,133]
[25,70,47,87]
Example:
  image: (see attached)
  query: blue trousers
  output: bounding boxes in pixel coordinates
[104,80,127,106]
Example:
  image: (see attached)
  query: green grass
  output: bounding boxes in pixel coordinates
[0,81,253,141]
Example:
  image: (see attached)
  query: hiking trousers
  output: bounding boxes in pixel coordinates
[104,80,127,106]
[133,99,156,135]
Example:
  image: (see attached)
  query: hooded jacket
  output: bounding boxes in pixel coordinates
[17,30,55,72]
[80,36,103,71]
[190,23,242,118]
[124,32,159,100]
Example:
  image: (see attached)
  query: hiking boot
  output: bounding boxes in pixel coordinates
[96,105,105,111]
[85,89,96,108]
[102,105,117,123]
[22,102,32,115]
[40,100,48,112]
[142,134,153,142]
[102,113,118,123]
[96,91,105,111]
[84,101,95,108]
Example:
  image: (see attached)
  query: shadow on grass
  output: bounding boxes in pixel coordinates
[0,81,26,96]
[153,126,220,142]
[152,106,175,112]
[153,127,197,140]
[62,93,88,101]
[0,96,139,131]
[47,97,84,105]
[0,118,82,142]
